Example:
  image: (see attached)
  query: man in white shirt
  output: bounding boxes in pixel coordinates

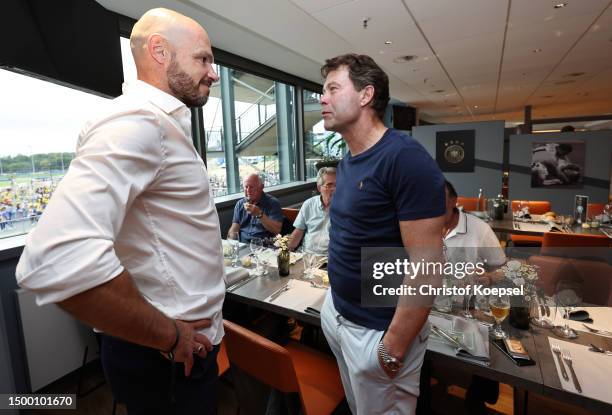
[16,8,224,414]
[288,167,336,253]
[442,180,506,415]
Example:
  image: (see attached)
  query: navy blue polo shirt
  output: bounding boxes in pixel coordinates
[232,192,283,242]
[328,128,446,330]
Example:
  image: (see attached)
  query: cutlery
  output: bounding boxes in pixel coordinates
[544,303,551,317]
[226,275,258,292]
[562,349,582,393]
[552,344,569,381]
[268,284,290,302]
[589,343,612,355]
[431,325,463,349]
[582,324,612,337]
[309,281,327,289]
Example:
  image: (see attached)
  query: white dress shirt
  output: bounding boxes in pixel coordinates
[16,80,226,345]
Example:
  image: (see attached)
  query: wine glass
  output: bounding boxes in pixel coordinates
[552,280,583,339]
[227,231,240,267]
[489,294,511,339]
[529,289,554,329]
[250,237,264,276]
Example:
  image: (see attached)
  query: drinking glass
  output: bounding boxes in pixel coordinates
[250,237,264,276]
[552,280,583,339]
[227,231,240,267]
[489,294,511,339]
[460,275,474,319]
[301,248,316,280]
[529,290,554,329]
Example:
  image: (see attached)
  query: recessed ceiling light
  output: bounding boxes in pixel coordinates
[393,55,417,63]
[564,72,585,77]
[553,3,567,8]
[384,40,393,45]
[473,105,479,109]
[532,48,542,53]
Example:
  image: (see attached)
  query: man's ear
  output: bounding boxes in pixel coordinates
[148,34,169,65]
[360,85,375,108]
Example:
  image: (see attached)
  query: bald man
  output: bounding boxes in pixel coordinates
[16,9,223,414]
[228,173,283,242]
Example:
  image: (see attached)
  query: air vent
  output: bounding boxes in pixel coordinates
[554,80,575,85]
[564,72,585,77]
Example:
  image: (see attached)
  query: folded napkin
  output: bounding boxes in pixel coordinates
[428,314,490,365]
[225,267,250,286]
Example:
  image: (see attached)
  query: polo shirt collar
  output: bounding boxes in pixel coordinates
[445,211,468,240]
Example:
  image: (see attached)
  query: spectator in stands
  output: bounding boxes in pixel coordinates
[288,167,336,253]
[228,173,283,242]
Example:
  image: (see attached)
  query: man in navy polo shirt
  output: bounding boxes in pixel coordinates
[228,174,283,243]
[319,54,446,414]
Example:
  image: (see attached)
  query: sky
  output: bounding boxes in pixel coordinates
[0,37,321,158]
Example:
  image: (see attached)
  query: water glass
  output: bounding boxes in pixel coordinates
[227,231,240,267]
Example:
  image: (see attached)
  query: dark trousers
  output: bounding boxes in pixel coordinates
[100,334,219,415]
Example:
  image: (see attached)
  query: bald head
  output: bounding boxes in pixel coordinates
[243,174,264,203]
[129,8,219,107]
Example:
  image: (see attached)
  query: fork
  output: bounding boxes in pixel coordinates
[552,344,569,381]
[582,323,612,337]
[562,349,582,393]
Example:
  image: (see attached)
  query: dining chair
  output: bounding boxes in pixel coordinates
[222,319,344,415]
[510,200,552,246]
[587,203,605,218]
[218,339,230,377]
[541,232,611,250]
[456,196,478,212]
[282,208,300,224]
[528,255,611,305]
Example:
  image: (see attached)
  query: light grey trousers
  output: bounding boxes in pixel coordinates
[321,291,430,415]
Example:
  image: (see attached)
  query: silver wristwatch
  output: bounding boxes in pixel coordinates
[377,339,403,372]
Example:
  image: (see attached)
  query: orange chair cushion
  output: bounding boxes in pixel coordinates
[457,197,478,212]
[217,340,230,376]
[510,234,543,247]
[529,255,612,305]
[286,342,345,415]
[587,203,605,218]
[542,232,611,249]
[223,320,300,393]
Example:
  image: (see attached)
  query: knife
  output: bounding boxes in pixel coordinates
[268,284,290,302]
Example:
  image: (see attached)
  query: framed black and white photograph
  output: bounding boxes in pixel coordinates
[530,141,585,188]
[435,130,475,172]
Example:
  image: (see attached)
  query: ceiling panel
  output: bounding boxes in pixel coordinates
[289,0,354,14]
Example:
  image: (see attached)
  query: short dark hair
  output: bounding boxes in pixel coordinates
[321,54,390,120]
[560,125,575,132]
[445,180,458,198]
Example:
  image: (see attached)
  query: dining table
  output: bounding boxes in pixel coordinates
[222,243,612,415]
[488,213,609,238]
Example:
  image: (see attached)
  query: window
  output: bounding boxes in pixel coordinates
[202,66,298,197]
[0,68,109,239]
[303,89,342,178]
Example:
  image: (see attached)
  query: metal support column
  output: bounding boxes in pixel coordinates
[220,67,240,193]
[275,82,295,183]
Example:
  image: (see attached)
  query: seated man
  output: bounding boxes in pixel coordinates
[443,180,506,415]
[228,174,283,243]
[288,167,336,253]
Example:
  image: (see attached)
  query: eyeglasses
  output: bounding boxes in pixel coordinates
[320,183,336,189]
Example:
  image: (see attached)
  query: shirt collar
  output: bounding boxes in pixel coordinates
[445,211,468,240]
[122,80,187,116]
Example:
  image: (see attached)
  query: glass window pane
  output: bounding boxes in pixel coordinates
[0,69,109,239]
[303,89,342,179]
[202,67,298,197]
